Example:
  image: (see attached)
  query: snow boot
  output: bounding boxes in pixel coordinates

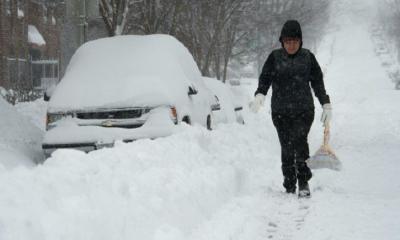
[283,170,297,194]
[298,181,311,198]
[286,186,296,194]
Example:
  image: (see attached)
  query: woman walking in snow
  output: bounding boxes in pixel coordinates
[250,20,332,198]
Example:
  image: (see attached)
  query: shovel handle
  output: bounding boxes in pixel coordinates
[323,122,330,148]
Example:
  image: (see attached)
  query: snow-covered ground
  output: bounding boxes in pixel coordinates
[1,0,400,239]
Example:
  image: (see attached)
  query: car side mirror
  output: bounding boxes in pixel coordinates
[188,86,198,96]
[44,85,56,102]
[44,92,50,102]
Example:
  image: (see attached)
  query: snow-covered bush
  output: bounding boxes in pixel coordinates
[0,87,43,105]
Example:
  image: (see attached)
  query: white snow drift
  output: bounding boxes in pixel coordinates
[0,97,43,168]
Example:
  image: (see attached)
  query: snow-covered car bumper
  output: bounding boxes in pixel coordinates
[42,107,177,156]
[42,141,119,156]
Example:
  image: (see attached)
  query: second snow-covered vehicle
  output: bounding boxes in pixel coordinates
[42,35,215,156]
[202,77,244,126]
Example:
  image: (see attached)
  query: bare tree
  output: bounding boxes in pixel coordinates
[100,0,330,81]
[242,0,330,75]
[125,0,184,34]
[0,0,5,88]
[172,0,249,80]
[378,0,400,88]
[99,0,131,36]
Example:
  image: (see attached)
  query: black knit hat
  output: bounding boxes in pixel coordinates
[279,20,302,43]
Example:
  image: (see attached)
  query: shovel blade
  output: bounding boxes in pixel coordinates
[307,147,342,171]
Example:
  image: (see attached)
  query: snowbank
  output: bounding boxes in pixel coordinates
[0,98,44,168]
[15,99,48,132]
[0,124,272,240]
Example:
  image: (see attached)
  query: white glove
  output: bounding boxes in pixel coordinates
[321,103,332,126]
[249,94,265,113]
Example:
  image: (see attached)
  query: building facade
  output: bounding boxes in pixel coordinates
[0,0,62,100]
[1,0,107,102]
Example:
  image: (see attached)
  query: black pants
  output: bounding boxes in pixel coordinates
[272,110,314,190]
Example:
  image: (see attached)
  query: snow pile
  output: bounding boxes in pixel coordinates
[0,122,279,240]
[0,98,43,168]
[28,25,46,46]
[15,99,48,132]
[49,35,204,112]
[0,86,8,98]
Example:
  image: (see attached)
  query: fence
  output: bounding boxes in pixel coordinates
[2,57,59,103]
[30,59,59,91]
[6,57,28,88]
[6,57,59,90]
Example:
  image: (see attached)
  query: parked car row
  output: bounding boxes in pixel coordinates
[42,35,243,157]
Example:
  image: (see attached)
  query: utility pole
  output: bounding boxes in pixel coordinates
[256,0,262,76]
[0,0,5,88]
[78,0,88,45]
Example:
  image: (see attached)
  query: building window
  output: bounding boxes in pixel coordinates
[17,0,23,9]
[5,0,11,16]
[7,57,28,88]
[17,0,25,19]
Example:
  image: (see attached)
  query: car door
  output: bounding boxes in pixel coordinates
[187,82,212,126]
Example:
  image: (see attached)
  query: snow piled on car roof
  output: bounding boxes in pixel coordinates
[49,34,202,112]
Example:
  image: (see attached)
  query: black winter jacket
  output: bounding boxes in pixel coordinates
[255,48,330,113]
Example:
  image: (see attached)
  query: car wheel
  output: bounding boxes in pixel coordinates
[182,116,191,125]
[236,114,245,125]
[206,115,212,130]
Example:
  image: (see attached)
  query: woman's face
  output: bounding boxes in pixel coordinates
[283,38,301,55]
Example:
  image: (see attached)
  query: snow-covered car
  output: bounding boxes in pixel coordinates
[202,77,244,126]
[42,35,214,156]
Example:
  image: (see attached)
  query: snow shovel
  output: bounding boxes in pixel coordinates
[306,123,342,171]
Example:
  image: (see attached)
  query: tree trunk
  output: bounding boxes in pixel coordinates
[0,0,5,88]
